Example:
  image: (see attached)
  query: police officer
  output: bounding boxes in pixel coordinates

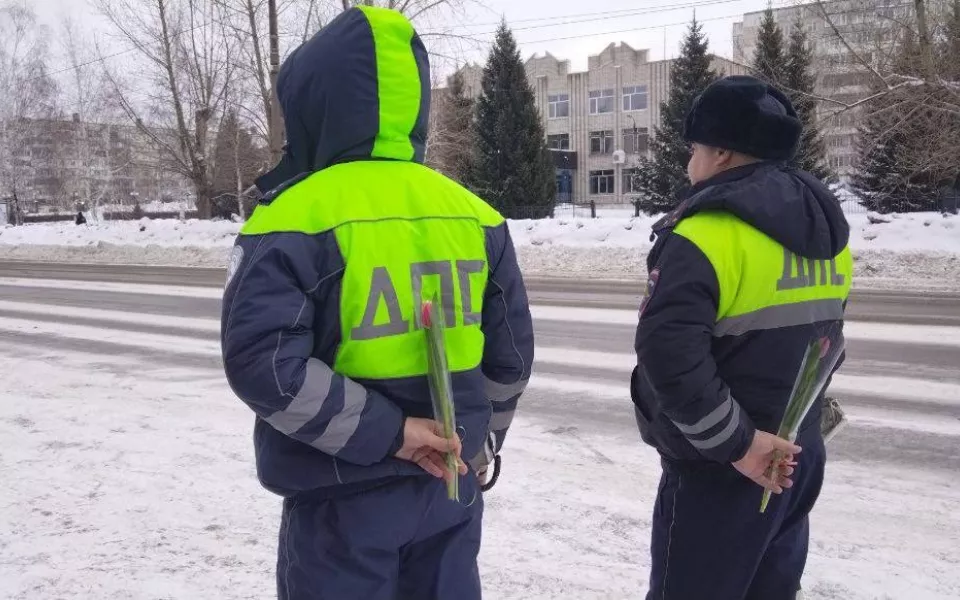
[220,8,533,599]
[631,76,852,599]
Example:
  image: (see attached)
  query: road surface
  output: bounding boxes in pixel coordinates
[1,260,958,470]
[1,262,959,598]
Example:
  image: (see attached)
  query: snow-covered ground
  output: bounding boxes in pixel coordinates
[1,210,957,289]
[2,317,959,599]
[1,274,960,598]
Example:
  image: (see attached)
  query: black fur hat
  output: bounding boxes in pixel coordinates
[683,76,802,161]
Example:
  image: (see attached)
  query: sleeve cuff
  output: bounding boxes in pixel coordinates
[387,417,406,457]
[670,394,755,463]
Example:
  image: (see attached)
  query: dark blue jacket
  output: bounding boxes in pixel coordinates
[220,7,534,498]
[631,162,851,464]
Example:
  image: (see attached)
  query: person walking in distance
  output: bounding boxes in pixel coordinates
[631,76,852,599]
[220,7,533,599]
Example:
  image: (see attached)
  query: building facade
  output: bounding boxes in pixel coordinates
[1,114,193,216]
[733,0,918,182]
[453,43,744,205]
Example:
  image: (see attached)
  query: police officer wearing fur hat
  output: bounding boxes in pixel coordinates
[631,75,853,599]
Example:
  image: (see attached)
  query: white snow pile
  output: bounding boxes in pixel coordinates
[0,218,238,247]
[509,211,960,252]
[0,218,239,267]
[0,211,957,287]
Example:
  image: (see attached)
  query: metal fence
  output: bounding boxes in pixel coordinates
[19,210,201,224]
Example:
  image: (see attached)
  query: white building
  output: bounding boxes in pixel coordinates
[733,0,919,181]
[452,43,744,204]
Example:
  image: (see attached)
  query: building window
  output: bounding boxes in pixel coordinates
[828,154,854,168]
[622,85,649,111]
[821,73,869,88]
[547,133,571,150]
[589,130,615,154]
[831,112,857,127]
[548,94,570,118]
[589,89,615,114]
[622,127,649,154]
[826,134,855,149]
[589,170,615,194]
[622,168,640,194]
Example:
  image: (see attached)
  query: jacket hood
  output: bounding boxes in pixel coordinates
[662,162,849,259]
[256,6,431,196]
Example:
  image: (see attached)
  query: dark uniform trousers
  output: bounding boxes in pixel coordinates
[647,426,826,600]
[277,474,483,600]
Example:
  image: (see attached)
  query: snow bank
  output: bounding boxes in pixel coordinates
[0,218,237,248]
[0,212,958,289]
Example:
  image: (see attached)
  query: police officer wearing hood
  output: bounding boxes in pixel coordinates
[220,7,533,599]
[631,76,853,599]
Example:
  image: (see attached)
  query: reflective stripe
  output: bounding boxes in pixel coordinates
[265,359,333,434]
[457,260,485,325]
[688,402,742,450]
[312,377,367,455]
[671,395,733,436]
[714,299,844,337]
[484,377,527,403]
[351,266,410,340]
[359,6,420,161]
[469,431,497,471]
[489,409,515,431]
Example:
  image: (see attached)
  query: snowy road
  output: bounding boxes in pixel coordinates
[1,268,959,599]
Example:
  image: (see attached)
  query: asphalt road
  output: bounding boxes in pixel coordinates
[1,261,959,473]
[2,260,960,325]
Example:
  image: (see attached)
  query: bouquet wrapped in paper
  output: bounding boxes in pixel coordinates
[422,295,459,501]
[760,323,845,513]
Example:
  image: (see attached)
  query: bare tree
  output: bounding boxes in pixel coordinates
[218,0,479,170]
[57,16,132,220]
[96,0,239,218]
[0,2,56,225]
[425,69,474,182]
[811,0,960,186]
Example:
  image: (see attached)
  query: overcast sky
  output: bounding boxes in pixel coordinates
[33,0,783,78]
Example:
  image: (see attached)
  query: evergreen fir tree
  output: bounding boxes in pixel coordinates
[752,7,787,85]
[466,22,555,219]
[631,156,671,216]
[785,18,834,182]
[641,17,718,213]
[426,71,475,184]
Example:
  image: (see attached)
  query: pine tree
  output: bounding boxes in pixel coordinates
[466,22,555,219]
[641,17,718,213]
[631,156,671,215]
[752,7,787,85]
[426,71,475,184]
[785,19,834,182]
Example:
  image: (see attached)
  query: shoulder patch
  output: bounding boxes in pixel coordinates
[638,268,660,318]
[225,245,244,289]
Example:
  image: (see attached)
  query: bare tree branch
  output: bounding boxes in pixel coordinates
[813,0,889,88]
[95,0,239,218]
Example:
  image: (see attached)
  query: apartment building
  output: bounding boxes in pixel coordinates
[1,114,192,216]
[453,43,743,204]
[733,0,918,181]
